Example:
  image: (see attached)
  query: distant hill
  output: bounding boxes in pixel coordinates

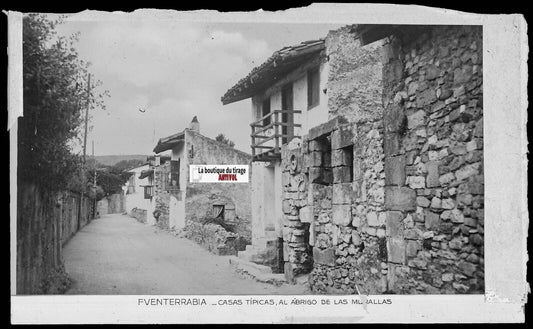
[91,154,149,167]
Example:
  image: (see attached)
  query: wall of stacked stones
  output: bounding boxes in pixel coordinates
[154,163,170,229]
[182,220,249,256]
[280,143,313,281]
[107,193,125,214]
[381,25,483,294]
[279,26,387,292]
[326,25,385,123]
[130,207,148,223]
[96,193,124,215]
[185,183,251,239]
[184,130,252,237]
[309,26,386,294]
[304,116,387,294]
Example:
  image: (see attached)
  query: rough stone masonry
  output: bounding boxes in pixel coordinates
[381,25,483,294]
[280,25,483,294]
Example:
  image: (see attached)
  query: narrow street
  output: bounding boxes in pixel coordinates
[63,214,308,295]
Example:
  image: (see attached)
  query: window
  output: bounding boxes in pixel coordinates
[213,204,225,220]
[342,145,354,183]
[307,67,320,109]
[262,98,271,126]
[167,159,180,190]
[143,185,153,199]
[281,84,294,144]
[127,175,135,194]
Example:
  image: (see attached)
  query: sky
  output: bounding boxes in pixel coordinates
[54,14,343,156]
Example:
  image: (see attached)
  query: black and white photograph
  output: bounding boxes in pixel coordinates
[8,4,528,324]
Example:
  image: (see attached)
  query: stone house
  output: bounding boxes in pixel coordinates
[221,25,483,294]
[151,117,253,236]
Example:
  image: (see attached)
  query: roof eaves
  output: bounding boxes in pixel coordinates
[153,131,185,154]
[221,39,325,105]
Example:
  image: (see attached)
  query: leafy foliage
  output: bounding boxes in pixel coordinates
[67,153,142,199]
[113,159,145,171]
[215,133,235,148]
[93,168,132,196]
[19,14,109,191]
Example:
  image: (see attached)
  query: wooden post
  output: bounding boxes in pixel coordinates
[80,74,91,228]
[274,111,279,153]
[92,140,97,219]
[251,125,255,158]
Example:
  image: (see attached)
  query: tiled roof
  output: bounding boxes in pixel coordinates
[153,131,185,154]
[221,39,325,105]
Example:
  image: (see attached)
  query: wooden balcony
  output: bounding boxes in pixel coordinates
[250,110,302,162]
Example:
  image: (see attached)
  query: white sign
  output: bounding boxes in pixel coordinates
[189,165,249,183]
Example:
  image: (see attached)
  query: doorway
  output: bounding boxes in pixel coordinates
[281,84,294,145]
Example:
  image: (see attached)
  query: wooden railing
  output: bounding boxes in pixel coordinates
[250,110,302,161]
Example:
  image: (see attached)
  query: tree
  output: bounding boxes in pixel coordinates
[93,169,131,196]
[215,133,235,148]
[20,14,108,191]
[114,159,145,171]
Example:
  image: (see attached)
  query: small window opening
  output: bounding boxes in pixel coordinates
[307,67,320,109]
[262,98,271,126]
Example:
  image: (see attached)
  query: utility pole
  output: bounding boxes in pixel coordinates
[92,140,97,219]
[80,73,91,226]
[92,140,97,188]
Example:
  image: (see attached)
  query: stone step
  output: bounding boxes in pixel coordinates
[252,236,279,249]
[239,242,279,268]
[246,245,273,257]
[239,247,266,263]
[229,256,273,274]
[228,256,286,286]
[264,230,279,239]
[237,250,249,260]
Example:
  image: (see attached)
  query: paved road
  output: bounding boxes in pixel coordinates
[63,213,308,295]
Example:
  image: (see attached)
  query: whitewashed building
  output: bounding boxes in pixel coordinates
[125,163,156,225]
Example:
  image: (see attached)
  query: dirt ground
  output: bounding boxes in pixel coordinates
[63,213,309,295]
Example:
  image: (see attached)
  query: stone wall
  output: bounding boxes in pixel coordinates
[184,130,252,237]
[326,25,384,121]
[185,183,252,240]
[381,25,484,294]
[131,207,148,223]
[283,24,484,295]
[153,162,170,229]
[96,193,125,216]
[289,26,387,293]
[182,220,250,256]
[107,193,125,214]
[17,183,94,294]
[96,197,108,216]
[301,115,386,294]
[280,142,312,281]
